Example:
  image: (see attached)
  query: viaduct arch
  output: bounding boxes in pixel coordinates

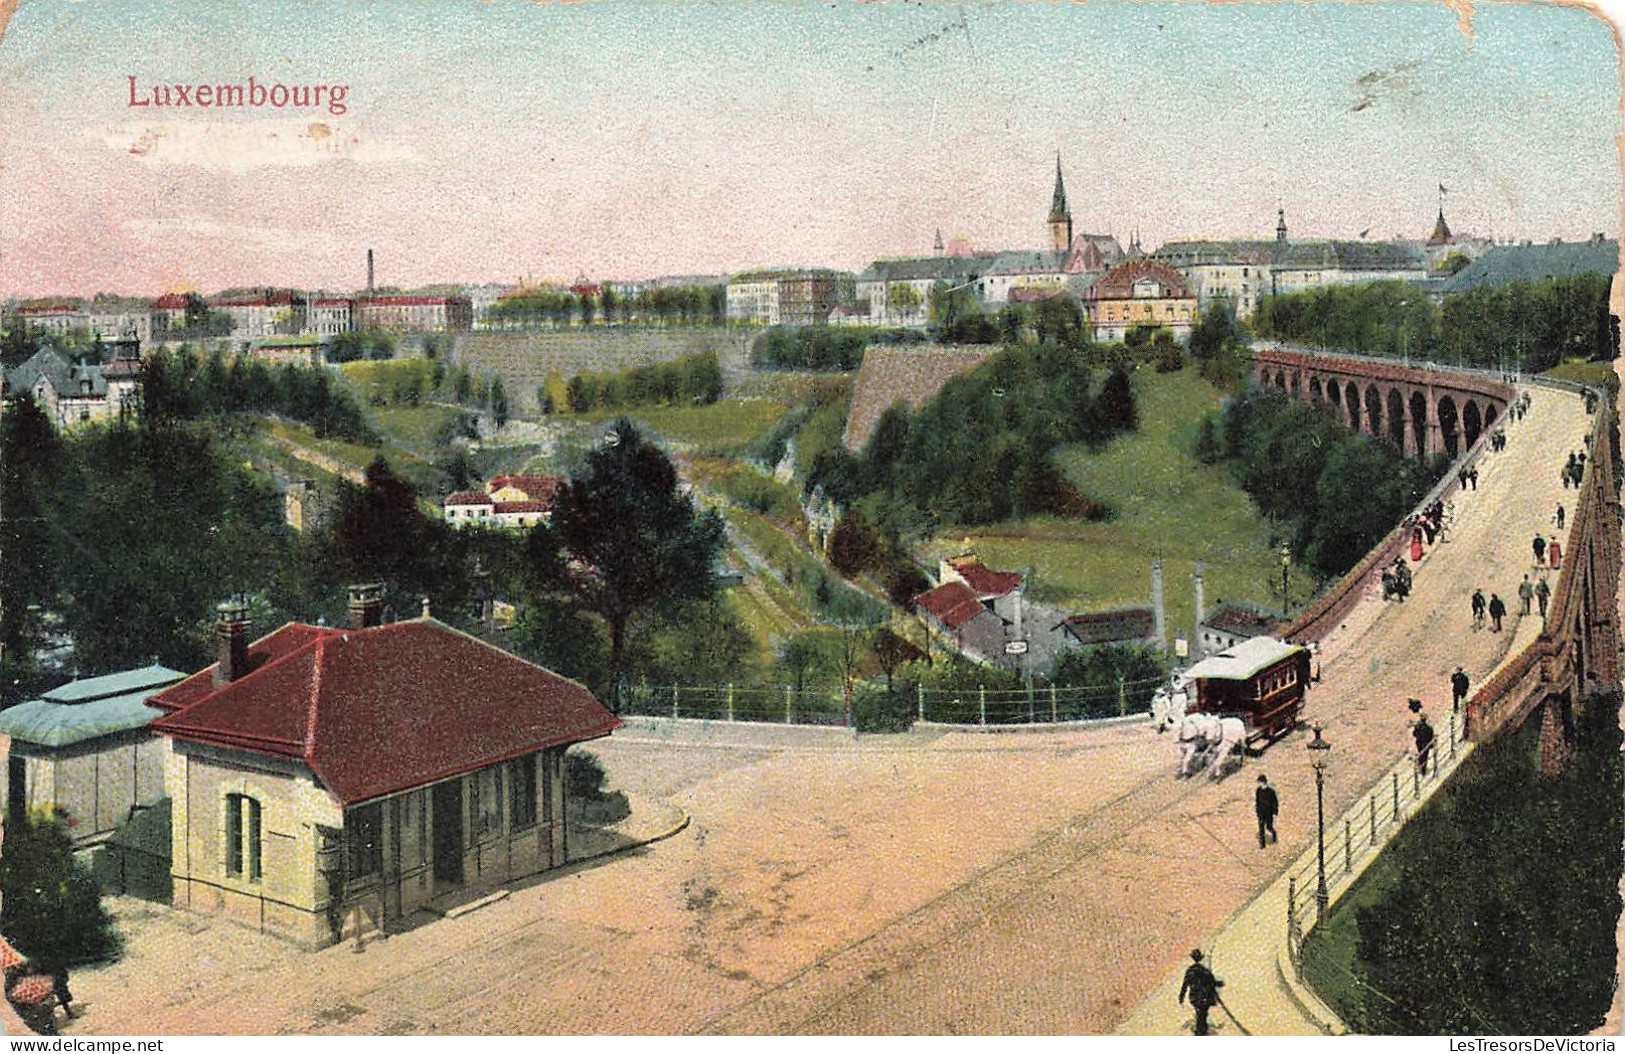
[1253,345,1513,460]
[1266,348,1618,772]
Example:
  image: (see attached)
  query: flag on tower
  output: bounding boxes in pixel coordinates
[1439,183,1448,194]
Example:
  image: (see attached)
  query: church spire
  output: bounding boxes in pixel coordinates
[1428,208,1453,246]
[1276,206,1288,244]
[934,227,945,254]
[1048,153,1073,255]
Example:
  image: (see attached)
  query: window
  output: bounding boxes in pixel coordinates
[348,802,383,878]
[511,755,538,829]
[225,794,262,882]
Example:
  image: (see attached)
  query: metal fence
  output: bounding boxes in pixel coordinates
[617,675,1168,728]
[1285,706,1470,967]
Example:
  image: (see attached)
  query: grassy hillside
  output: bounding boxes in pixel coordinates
[930,364,1311,639]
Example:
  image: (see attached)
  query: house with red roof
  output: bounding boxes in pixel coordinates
[443,475,564,530]
[915,555,1029,668]
[147,586,620,948]
[1083,258,1198,343]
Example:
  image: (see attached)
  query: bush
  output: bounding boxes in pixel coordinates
[0,814,121,970]
[851,681,915,733]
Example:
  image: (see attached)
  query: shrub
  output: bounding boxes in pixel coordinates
[0,813,121,970]
[851,681,915,733]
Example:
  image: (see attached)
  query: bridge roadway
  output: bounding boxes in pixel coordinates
[65,387,1595,1037]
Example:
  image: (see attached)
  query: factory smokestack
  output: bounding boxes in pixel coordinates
[1193,563,1207,661]
[1150,558,1166,651]
[367,249,374,292]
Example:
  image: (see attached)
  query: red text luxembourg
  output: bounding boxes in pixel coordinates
[127,76,349,116]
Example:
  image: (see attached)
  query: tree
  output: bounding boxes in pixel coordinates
[490,376,510,428]
[579,293,597,327]
[0,815,121,971]
[872,626,916,699]
[525,420,724,705]
[778,632,835,692]
[1098,364,1138,433]
[0,396,63,674]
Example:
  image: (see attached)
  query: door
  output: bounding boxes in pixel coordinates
[7,755,25,823]
[431,779,463,886]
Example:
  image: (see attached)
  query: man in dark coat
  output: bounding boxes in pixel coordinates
[1488,593,1506,632]
[1414,712,1436,775]
[1179,949,1222,1036]
[1533,535,1546,566]
[1451,666,1470,711]
[1255,774,1279,848]
[1470,589,1486,629]
[1535,576,1551,618]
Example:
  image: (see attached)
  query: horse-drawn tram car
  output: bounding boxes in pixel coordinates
[1184,636,1311,744]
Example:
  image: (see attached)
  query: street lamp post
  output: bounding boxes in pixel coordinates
[1280,544,1292,613]
[1308,725,1332,920]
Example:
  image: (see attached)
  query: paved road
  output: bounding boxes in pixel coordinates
[66,387,1596,1036]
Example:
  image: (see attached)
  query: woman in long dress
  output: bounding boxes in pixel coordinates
[1410,525,1424,562]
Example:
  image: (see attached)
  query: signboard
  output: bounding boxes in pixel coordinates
[1174,637,1189,658]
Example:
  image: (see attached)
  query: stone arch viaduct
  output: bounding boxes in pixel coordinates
[1253,345,1515,460]
[1261,345,1620,770]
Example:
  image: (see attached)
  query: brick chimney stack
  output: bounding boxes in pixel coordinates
[366,249,374,293]
[213,599,251,687]
[347,583,384,629]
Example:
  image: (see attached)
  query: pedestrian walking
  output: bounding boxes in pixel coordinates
[1414,711,1436,775]
[1451,666,1470,711]
[1549,537,1562,571]
[1458,467,1469,490]
[1468,466,1479,490]
[1518,575,1533,615]
[1488,593,1506,632]
[1471,588,1486,629]
[1179,949,1223,1036]
[1556,504,1566,530]
[1255,774,1279,848]
[1536,576,1551,618]
[1421,517,1437,545]
[50,966,72,1021]
[1533,535,1546,566]
[1410,525,1424,562]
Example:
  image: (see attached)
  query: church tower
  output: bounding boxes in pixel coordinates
[1276,206,1288,244]
[1048,155,1073,256]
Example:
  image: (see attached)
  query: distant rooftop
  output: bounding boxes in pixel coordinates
[1441,236,1618,295]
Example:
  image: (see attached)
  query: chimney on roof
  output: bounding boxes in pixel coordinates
[347,583,384,629]
[213,599,251,687]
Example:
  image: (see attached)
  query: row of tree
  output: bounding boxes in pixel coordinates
[484,284,725,329]
[557,351,723,413]
[140,346,377,444]
[1200,390,1447,578]
[1251,273,1618,371]
[749,325,925,371]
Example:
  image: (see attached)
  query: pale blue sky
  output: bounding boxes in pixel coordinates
[0,1,1618,295]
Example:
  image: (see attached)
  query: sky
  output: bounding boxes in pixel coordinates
[0,0,1619,297]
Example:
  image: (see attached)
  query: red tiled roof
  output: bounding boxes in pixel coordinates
[1085,259,1193,302]
[488,475,562,503]
[947,557,1023,599]
[359,295,461,307]
[494,500,549,514]
[914,581,990,631]
[151,619,621,806]
[147,623,333,714]
[151,293,189,310]
[1202,603,1280,637]
[312,297,352,307]
[445,490,493,506]
[17,303,80,315]
[1062,609,1155,645]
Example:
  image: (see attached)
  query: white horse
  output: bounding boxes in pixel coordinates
[1177,712,1248,779]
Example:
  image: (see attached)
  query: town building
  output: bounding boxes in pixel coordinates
[444,475,563,530]
[146,591,620,948]
[1197,600,1281,656]
[208,291,303,339]
[1439,233,1618,296]
[149,292,189,331]
[249,334,326,367]
[0,664,186,845]
[1083,258,1199,342]
[86,297,153,346]
[914,555,1029,668]
[307,297,353,336]
[725,270,840,326]
[4,347,138,428]
[13,301,86,335]
[1052,608,1160,650]
[353,294,474,333]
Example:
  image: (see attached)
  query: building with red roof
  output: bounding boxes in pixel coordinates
[444,475,563,529]
[1083,258,1198,343]
[148,587,619,948]
[354,293,473,333]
